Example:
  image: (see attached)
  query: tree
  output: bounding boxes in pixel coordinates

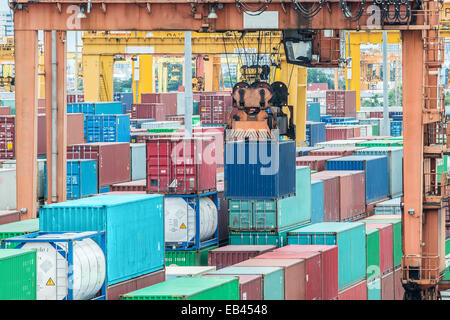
[307,69,335,89]
[388,84,402,106]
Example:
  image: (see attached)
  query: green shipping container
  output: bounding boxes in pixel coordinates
[0,219,40,248]
[207,266,284,300]
[361,217,402,268]
[287,222,366,291]
[228,166,312,232]
[366,228,381,280]
[443,238,450,280]
[165,246,218,266]
[120,276,239,300]
[367,277,381,300]
[356,140,402,148]
[229,224,306,247]
[0,249,37,300]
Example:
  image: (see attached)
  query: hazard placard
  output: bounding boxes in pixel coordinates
[180,223,186,229]
[46,277,55,286]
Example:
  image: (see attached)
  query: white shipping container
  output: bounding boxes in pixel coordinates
[130,143,146,181]
[165,266,216,280]
[0,168,16,210]
[2,159,46,199]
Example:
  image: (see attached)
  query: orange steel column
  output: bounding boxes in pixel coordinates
[15,30,38,219]
[44,31,53,204]
[56,31,67,203]
[401,30,424,262]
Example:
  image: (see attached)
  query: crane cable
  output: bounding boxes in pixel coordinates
[339,0,366,21]
[292,0,326,18]
[235,0,273,16]
[222,34,235,89]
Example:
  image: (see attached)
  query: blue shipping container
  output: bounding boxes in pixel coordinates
[67,101,123,115]
[311,180,324,224]
[326,155,389,203]
[287,222,366,290]
[296,146,323,156]
[114,92,134,113]
[307,102,321,122]
[39,194,164,286]
[306,122,326,147]
[85,114,130,143]
[224,140,296,200]
[44,160,98,200]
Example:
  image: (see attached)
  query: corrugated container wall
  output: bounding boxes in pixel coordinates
[85,114,130,143]
[311,172,340,222]
[0,210,20,225]
[381,271,395,300]
[0,115,15,159]
[0,219,40,248]
[366,223,394,275]
[309,147,366,157]
[326,155,389,203]
[365,228,381,280]
[203,274,262,300]
[311,180,324,223]
[225,140,296,200]
[296,155,339,172]
[166,245,218,266]
[107,269,166,300]
[374,198,401,215]
[0,168,15,210]
[39,194,164,285]
[130,143,146,181]
[0,249,37,300]
[337,280,367,300]
[287,222,366,290]
[208,245,276,270]
[306,122,326,147]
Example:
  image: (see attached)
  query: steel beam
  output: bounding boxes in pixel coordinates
[44,31,53,204]
[15,30,38,219]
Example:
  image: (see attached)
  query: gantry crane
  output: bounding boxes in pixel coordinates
[9,0,448,300]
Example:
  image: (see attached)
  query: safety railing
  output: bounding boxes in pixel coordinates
[423,170,450,201]
[402,255,441,285]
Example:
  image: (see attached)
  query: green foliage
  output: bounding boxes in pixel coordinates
[307,69,335,89]
[388,84,402,106]
[114,79,132,93]
[361,94,382,107]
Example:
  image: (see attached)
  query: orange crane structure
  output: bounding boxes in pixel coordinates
[9,0,447,299]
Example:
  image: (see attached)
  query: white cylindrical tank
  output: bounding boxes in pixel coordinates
[21,233,106,300]
[165,197,218,244]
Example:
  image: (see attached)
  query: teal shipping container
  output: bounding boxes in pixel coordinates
[229,225,304,247]
[367,277,381,300]
[354,147,403,198]
[228,166,312,231]
[1,99,15,114]
[311,180,324,224]
[39,194,164,286]
[207,266,284,300]
[287,222,366,290]
[307,102,321,122]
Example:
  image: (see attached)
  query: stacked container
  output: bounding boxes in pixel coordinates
[85,114,130,143]
[0,115,15,159]
[131,103,166,120]
[199,93,233,126]
[208,245,276,270]
[325,90,357,117]
[305,122,326,146]
[296,155,340,172]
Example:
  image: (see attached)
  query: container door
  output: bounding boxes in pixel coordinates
[147,140,171,192]
[254,201,277,231]
[229,200,253,231]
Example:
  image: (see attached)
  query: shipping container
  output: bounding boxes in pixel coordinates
[146,137,216,194]
[356,140,402,148]
[234,258,309,300]
[367,277,381,300]
[0,168,15,210]
[362,216,402,268]
[110,179,146,192]
[317,139,367,148]
[381,271,395,300]
[199,94,233,125]
[311,172,340,222]
[393,266,404,300]
[165,266,216,280]
[2,159,47,200]
[311,180,324,224]
[228,166,311,231]
[366,223,394,275]
[39,194,164,285]
[354,147,403,198]
[365,228,381,280]
[120,276,239,300]
[85,114,130,143]
[307,102,321,122]
[0,219,40,249]
[309,146,366,157]
[130,143,146,181]
[296,146,324,156]
[107,269,165,300]
[67,101,123,115]
[374,198,401,215]
[208,245,276,270]
[0,106,10,115]
[207,266,284,300]
[131,103,166,120]
[0,210,20,225]
[203,274,262,300]
[296,155,340,172]
[166,245,218,266]
[325,90,357,118]
[306,122,326,147]
[287,222,366,290]
[67,142,130,188]
[224,140,296,200]
[217,182,229,245]
[114,92,134,113]
[271,244,338,300]
[0,249,37,300]
[326,155,389,203]
[337,280,367,300]
[325,126,357,141]
[0,115,14,159]
[229,225,301,247]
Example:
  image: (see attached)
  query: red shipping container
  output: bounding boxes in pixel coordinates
[325,126,355,141]
[110,179,146,192]
[296,155,340,172]
[199,95,233,125]
[0,210,20,225]
[131,103,166,120]
[366,223,394,275]
[0,107,10,115]
[203,274,262,300]
[67,94,84,103]
[326,90,356,117]
[393,266,404,300]
[165,115,185,125]
[381,271,395,300]
[146,137,216,194]
[337,280,367,300]
[311,172,340,222]
[370,111,383,118]
[322,170,365,221]
[160,92,178,115]
[208,245,276,270]
[107,269,165,300]
[309,147,365,157]
[38,98,46,108]
[234,258,308,300]
[270,244,339,300]
[192,127,224,168]
[0,116,15,159]
[141,93,161,104]
[67,142,130,188]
